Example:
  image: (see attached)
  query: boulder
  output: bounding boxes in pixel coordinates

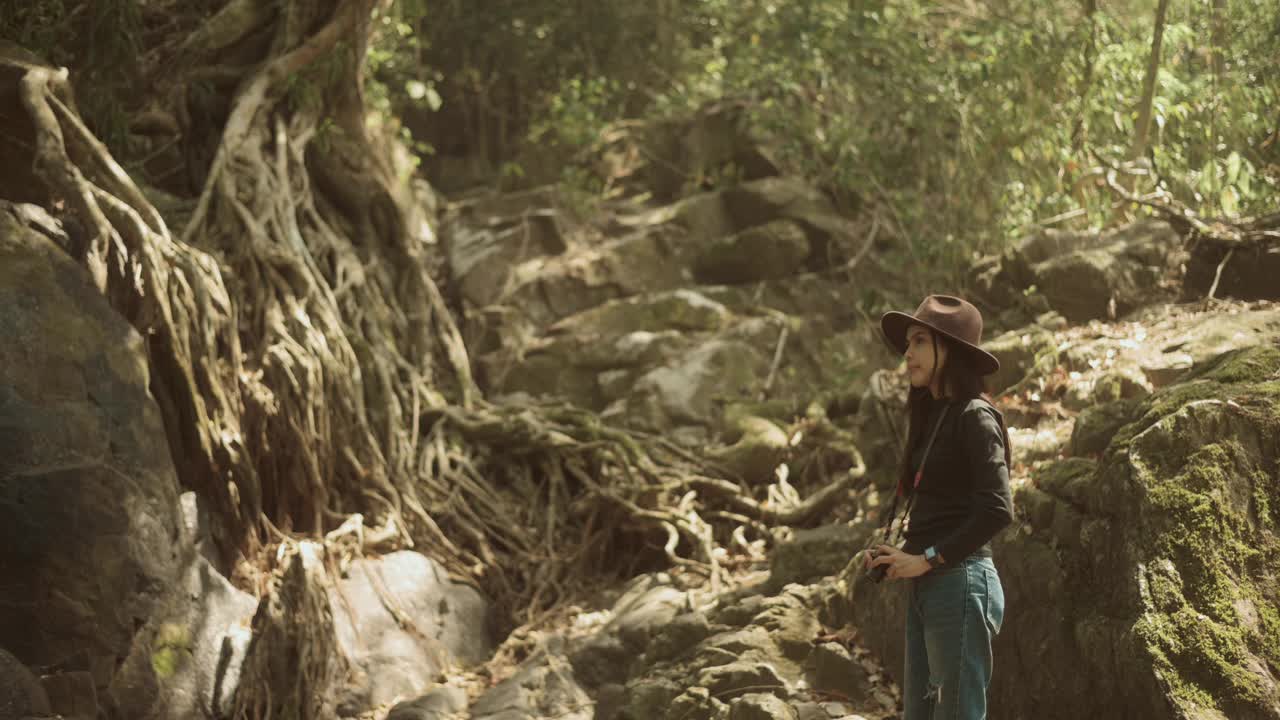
[0,648,51,719]
[803,642,872,702]
[106,555,256,719]
[983,327,1059,395]
[768,525,861,588]
[729,692,798,720]
[668,686,730,720]
[328,550,493,708]
[0,212,185,682]
[469,637,592,720]
[1184,233,1280,302]
[694,220,811,285]
[1069,398,1142,457]
[698,661,788,701]
[41,671,97,719]
[629,339,768,427]
[971,219,1181,322]
[386,686,469,720]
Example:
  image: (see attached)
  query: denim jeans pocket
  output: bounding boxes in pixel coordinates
[984,567,1006,635]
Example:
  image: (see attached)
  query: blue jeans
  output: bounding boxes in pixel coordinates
[903,556,1005,720]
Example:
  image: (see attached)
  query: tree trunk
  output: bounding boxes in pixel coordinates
[1130,0,1170,178]
[1070,0,1099,152]
[1210,0,1228,79]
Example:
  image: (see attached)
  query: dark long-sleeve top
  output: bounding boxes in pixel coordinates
[901,396,1015,563]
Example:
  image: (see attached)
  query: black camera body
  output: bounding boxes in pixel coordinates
[865,548,890,583]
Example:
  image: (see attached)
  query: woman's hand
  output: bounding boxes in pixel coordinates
[867,544,931,580]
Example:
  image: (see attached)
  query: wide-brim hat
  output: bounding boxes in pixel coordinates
[880,295,1000,376]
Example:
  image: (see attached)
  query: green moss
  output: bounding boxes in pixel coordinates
[1191,344,1280,385]
[150,622,192,679]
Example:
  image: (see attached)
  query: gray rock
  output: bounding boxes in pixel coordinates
[645,612,714,663]
[0,217,186,678]
[0,649,51,719]
[605,574,688,652]
[698,661,787,701]
[630,339,768,426]
[618,676,684,720]
[668,686,729,720]
[387,686,468,720]
[1183,232,1280,301]
[1069,398,1141,457]
[107,555,256,719]
[803,643,870,703]
[694,220,811,285]
[471,640,592,720]
[729,692,797,720]
[41,671,96,718]
[328,550,493,707]
[768,525,861,589]
[751,593,819,662]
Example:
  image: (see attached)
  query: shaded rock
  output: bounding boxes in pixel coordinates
[41,671,96,718]
[769,525,861,588]
[698,661,787,701]
[637,101,780,202]
[972,219,1180,322]
[1062,368,1150,411]
[0,648,51,719]
[669,686,729,720]
[751,593,820,662]
[606,574,688,652]
[1140,353,1194,388]
[803,643,871,702]
[328,550,493,707]
[983,328,1058,394]
[550,289,731,339]
[569,633,631,690]
[592,682,627,720]
[850,370,909,490]
[470,638,592,720]
[1069,398,1142,457]
[709,415,790,484]
[694,220,810,285]
[0,216,185,680]
[106,555,255,719]
[1183,233,1280,302]
[446,191,566,306]
[618,676,684,720]
[387,686,468,720]
[630,340,768,427]
[645,612,715,664]
[729,692,797,720]
[702,626,777,658]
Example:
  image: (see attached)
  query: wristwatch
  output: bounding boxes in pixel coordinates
[924,546,944,569]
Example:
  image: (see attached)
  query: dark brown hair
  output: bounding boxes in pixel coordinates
[897,329,1012,491]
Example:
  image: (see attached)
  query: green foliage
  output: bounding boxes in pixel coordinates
[0,0,141,156]
[380,0,1278,279]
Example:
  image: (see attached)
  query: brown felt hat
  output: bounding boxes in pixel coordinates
[880,295,1000,376]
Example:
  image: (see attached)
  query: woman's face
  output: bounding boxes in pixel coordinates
[904,325,948,389]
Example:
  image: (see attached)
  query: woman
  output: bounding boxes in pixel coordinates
[865,294,1015,720]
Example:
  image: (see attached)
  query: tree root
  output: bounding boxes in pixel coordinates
[4,0,868,642]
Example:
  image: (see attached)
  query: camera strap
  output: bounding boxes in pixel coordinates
[879,403,949,544]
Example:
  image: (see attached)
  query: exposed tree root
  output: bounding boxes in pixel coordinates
[4,1,871,703]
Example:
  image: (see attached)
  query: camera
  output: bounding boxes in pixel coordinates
[864,548,889,583]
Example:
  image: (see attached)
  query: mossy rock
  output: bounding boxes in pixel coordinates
[1118,367,1280,717]
[693,220,811,285]
[1070,397,1143,457]
[984,327,1059,394]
